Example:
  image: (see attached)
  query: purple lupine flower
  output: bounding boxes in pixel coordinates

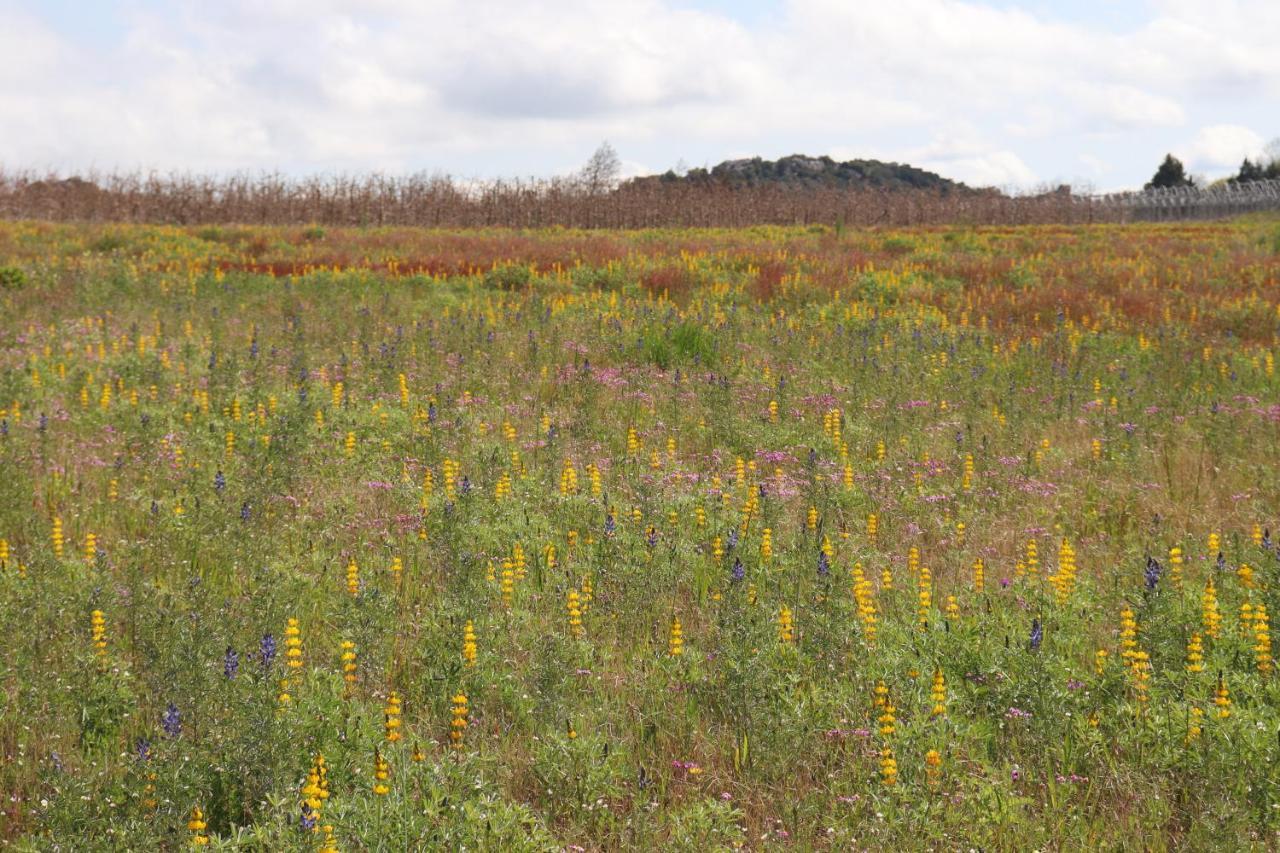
[1263,528,1272,550]
[39,412,48,432]
[817,551,830,577]
[427,403,437,422]
[1216,551,1226,571]
[460,476,471,496]
[260,633,277,669]
[726,528,739,551]
[1029,619,1043,651]
[214,470,226,492]
[240,501,251,521]
[646,526,658,548]
[224,647,239,679]
[604,513,616,536]
[731,557,745,582]
[300,802,317,831]
[136,737,151,762]
[161,702,181,738]
[1144,556,1162,590]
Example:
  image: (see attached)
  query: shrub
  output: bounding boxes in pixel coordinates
[483,264,533,291]
[0,265,26,290]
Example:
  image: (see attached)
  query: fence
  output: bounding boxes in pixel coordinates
[1082,178,1280,221]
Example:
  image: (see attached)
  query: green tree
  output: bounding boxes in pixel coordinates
[1234,158,1264,183]
[1144,154,1194,190]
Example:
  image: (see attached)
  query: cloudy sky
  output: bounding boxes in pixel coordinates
[1,0,1277,191]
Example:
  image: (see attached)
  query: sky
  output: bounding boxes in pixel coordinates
[1,0,1277,192]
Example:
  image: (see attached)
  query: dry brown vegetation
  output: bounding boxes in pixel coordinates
[0,169,1116,228]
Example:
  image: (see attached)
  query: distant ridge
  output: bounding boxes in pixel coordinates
[631,153,969,193]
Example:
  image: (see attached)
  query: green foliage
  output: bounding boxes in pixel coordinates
[642,321,716,370]
[662,797,745,850]
[1145,153,1194,190]
[0,265,26,290]
[483,263,533,291]
[645,153,967,192]
[881,236,916,256]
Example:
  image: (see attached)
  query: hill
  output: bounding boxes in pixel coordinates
[631,153,968,193]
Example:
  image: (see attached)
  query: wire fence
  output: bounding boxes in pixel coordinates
[1081,179,1280,221]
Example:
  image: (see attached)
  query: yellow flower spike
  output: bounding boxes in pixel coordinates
[373,749,390,795]
[500,563,514,609]
[285,618,303,670]
[1185,633,1204,673]
[462,620,477,667]
[930,668,947,717]
[188,806,209,845]
[567,589,584,638]
[91,609,108,663]
[345,557,360,597]
[917,567,932,629]
[51,516,64,559]
[776,605,794,644]
[1237,563,1254,590]
[1202,579,1222,640]
[341,641,357,692]
[450,693,469,749]
[384,692,403,742]
[851,563,878,646]
[669,616,684,657]
[924,749,942,788]
[879,746,898,787]
[1254,604,1272,675]
[1214,674,1231,718]
[1119,607,1139,661]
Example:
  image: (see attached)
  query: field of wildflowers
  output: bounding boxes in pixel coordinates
[1,218,1279,849]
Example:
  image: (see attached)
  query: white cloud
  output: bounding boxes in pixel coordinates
[0,0,1277,188]
[1177,124,1266,173]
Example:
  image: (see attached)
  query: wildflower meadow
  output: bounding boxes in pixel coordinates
[1,218,1279,849]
